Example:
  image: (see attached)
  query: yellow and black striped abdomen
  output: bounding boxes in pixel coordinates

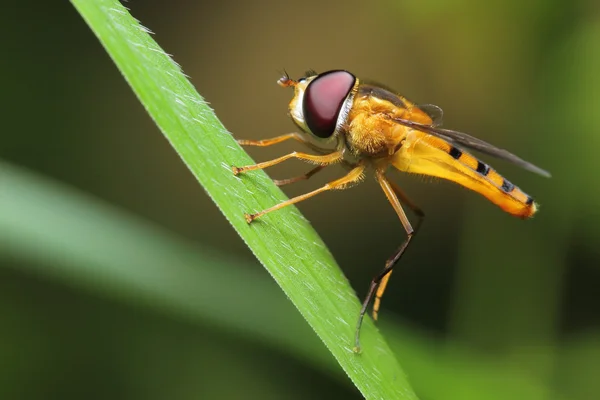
[392,132,537,218]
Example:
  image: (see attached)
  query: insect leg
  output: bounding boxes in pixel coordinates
[235,133,343,179]
[274,160,357,187]
[372,181,425,321]
[388,180,425,227]
[354,171,416,352]
[232,149,343,175]
[272,165,326,186]
[245,162,365,223]
[237,132,327,153]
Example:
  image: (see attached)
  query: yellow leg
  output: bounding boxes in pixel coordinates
[237,132,329,154]
[233,150,343,175]
[373,271,392,321]
[372,180,426,320]
[388,180,425,221]
[371,172,415,319]
[273,165,326,186]
[245,162,365,223]
[376,171,413,234]
[354,170,416,352]
[274,159,359,187]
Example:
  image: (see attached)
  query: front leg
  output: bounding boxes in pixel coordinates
[232,150,343,175]
[237,132,330,154]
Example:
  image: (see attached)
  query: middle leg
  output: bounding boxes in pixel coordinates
[245,161,366,223]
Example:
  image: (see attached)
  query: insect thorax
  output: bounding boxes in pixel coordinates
[344,104,406,158]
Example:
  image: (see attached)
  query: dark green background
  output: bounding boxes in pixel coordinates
[1,0,599,399]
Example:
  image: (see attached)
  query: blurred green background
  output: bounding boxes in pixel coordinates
[2,0,599,399]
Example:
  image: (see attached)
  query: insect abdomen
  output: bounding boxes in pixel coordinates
[393,133,538,218]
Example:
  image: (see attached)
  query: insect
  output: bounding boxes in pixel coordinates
[232,69,550,352]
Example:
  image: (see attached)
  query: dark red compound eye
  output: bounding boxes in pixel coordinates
[303,70,356,138]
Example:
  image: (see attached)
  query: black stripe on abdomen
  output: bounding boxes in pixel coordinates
[450,149,528,202]
[476,161,490,176]
[449,146,462,159]
[501,179,515,193]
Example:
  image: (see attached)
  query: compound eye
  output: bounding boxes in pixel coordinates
[303,70,356,138]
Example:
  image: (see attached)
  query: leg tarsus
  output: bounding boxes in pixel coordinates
[354,233,414,352]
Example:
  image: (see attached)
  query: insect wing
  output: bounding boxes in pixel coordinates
[390,117,551,178]
[417,104,444,127]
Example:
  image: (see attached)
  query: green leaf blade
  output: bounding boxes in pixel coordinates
[70,0,418,398]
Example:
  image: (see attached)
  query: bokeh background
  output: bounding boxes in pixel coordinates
[2,0,599,399]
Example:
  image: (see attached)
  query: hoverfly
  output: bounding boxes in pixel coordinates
[232,70,550,352]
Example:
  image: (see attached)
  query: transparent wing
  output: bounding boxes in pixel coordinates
[390,117,551,178]
[417,104,444,127]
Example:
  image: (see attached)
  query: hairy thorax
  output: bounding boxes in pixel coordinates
[344,95,408,158]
